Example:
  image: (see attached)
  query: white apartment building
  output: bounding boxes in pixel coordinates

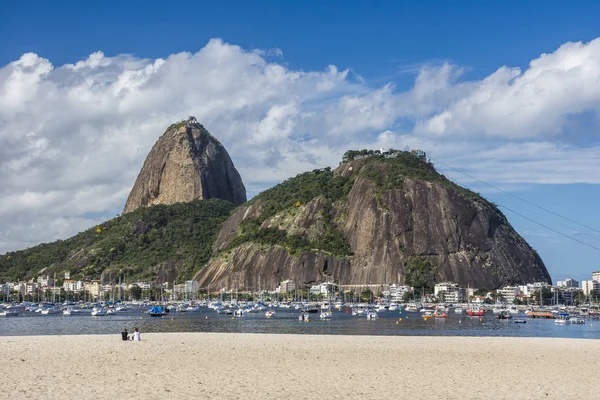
[434,282,459,296]
[276,280,296,294]
[581,280,600,295]
[557,278,578,288]
[63,280,76,292]
[84,282,101,298]
[309,282,339,297]
[434,282,466,303]
[185,280,199,295]
[37,275,54,288]
[498,286,519,304]
[25,282,39,294]
[444,290,465,303]
[389,284,412,301]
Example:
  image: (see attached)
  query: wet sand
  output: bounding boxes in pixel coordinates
[0,333,598,399]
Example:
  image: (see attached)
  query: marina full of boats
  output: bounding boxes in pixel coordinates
[1,298,600,339]
[1,300,599,323]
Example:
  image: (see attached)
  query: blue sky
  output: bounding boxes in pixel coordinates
[1,0,600,284]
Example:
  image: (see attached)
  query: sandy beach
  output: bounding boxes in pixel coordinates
[0,333,598,399]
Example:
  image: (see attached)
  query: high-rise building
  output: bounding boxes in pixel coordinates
[557,278,578,288]
[581,280,600,295]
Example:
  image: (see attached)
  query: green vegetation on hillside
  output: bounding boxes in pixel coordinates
[250,168,353,220]
[224,168,354,257]
[346,150,501,213]
[0,199,235,282]
[404,256,437,290]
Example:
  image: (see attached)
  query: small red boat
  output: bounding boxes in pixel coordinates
[466,307,484,317]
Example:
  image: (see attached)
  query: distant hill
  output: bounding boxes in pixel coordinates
[0,199,235,283]
[0,145,552,289]
[123,118,246,214]
[195,150,551,290]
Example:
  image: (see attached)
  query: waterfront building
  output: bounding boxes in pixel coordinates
[592,271,600,282]
[185,280,199,296]
[84,281,101,299]
[389,284,412,302]
[434,282,459,296]
[444,290,465,303]
[37,275,54,288]
[276,280,296,294]
[25,282,39,294]
[63,280,76,292]
[498,286,519,304]
[434,282,465,303]
[172,284,186,299]
[309,282,339,297]
[581,280,600,295]
[557,278,578,288]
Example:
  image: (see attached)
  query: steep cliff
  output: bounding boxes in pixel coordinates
[194,152,551,290]
[123,119,246,214]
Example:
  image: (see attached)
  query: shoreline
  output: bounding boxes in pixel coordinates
[1,333,598,399]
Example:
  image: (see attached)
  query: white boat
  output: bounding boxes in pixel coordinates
[234,309,244,317]
[91,307,107,316]
[454,307,464,314]
[366,311,378,320]
[320,310,333,319]
[492,306,506,314]
[406,304,418,312]
[0,310,19,317]
[185,306,200,312]
[265,310,276,318]
[508,306,520,315]
[41,307,60,315]
[106,308,117,315]
[555,316,586,325]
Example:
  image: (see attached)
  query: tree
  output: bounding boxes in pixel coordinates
[130,285,142,300]
[437,290,446,303]
[532,287,553,305]
[574,291,587,306]
[360,289,373,302]
[489,292,505,303]
[403,291,414,302]
[404,257,437,290]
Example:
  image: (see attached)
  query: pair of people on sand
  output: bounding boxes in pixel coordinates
[121,327,141,341]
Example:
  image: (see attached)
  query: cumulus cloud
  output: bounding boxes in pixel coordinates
[1,37,600,252]
[414,39,600,138]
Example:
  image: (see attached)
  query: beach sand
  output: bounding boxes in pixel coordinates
[0,333,598,399]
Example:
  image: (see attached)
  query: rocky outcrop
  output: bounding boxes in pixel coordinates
[123,119,246,214]
[194,156,551,290]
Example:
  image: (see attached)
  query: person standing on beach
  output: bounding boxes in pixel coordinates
[133,327,141,341]
[121,327,128,341]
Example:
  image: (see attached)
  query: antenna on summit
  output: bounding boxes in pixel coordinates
[187,116,197,124]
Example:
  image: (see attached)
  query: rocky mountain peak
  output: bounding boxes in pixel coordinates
[123,118,246,214]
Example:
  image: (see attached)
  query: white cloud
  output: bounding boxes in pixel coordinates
[1,37,600,252]
[414,39,600,138]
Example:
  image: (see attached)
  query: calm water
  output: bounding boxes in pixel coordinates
[1,307,599,339]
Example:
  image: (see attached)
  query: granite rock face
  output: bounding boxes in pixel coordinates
[123,120,246,214]
[194,157,551,290]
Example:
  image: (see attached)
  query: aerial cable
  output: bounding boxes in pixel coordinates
[430,156,600,235]
[442,171,600,253]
